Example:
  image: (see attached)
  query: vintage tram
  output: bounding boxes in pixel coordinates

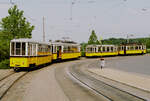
[85,45,118,57]
[10,38,81,71]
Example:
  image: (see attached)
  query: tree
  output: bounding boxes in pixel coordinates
[0,5,35,64]
[88,30,99,44]
[0,5,34,40]
[146,38,150,48]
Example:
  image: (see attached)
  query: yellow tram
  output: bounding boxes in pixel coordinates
[52,40,81,60]
[10,39,52,71]
[85,44,146,57]
[118,44,146,55]
[9,38,146,71]
[10,39,81,71]
[85,45,118,57]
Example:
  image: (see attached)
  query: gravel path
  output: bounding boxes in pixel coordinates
[22,63,69,101]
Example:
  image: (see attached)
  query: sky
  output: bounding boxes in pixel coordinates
[0,0,150,43]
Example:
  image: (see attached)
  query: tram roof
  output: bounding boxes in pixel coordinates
[11,38,51,45]
[52,42,80,46]
[86,44,116,47]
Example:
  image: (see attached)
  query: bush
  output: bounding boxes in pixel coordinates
[81,51,85,57]
[147,49,150,53]
[0,59,10,69]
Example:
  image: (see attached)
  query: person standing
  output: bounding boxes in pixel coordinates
[100,58,105,69]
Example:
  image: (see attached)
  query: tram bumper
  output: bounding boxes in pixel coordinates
[10,57,29,68]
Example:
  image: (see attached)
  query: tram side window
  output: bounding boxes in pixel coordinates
[28,43,32,56]
[118,47,121,51]
[122,46,124,50]
[33,44,36,56]
[141,46,143,50]
[92,48,94,53]
[98,47,101,52]
[135,46,138,50]
[91,48,93,52]
[63,46,67,53]
[48,45,51,53]
[72,46,78,53]
[107,47,109,52]
[130,46,134,50]
[111,47,113,52]
[22,43,26,55]
[68,46,71,53]
[54,46,57,53]
[102,47,105,52]
[140,46,142,50]
[87,48,92,52]
[11,42,15,55]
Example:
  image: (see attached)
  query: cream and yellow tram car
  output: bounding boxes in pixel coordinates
[52,41,81,60]
[85,45,118,57]
[118,44,146,55]
[10,39,52,71]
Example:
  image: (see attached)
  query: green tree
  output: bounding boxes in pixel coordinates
[80,42,88,56]
[88,30,99,44]
[0,5,34,40]
[146,38,150,48]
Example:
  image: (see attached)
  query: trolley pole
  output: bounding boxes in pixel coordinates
[43,16,45,42]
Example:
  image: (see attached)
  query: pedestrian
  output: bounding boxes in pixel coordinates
[100,58,105,69]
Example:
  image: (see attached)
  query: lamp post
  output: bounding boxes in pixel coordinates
[99,36,103,57]
[127,34,134,44]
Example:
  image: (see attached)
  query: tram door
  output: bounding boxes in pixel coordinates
[124,45,126,55]
[57,46,62,59]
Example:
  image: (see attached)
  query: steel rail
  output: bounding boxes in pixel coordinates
[0,72,28,100]
[69,63,147,101]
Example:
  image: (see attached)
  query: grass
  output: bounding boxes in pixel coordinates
[0,59,10,69]
[147,49,150,53]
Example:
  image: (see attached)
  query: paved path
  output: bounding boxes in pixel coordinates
[88,54,150,92]
[88,68,150,92]
[107,54,150,75]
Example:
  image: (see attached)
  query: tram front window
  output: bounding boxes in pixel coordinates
[16,42,21,55]
[11,42,26,56]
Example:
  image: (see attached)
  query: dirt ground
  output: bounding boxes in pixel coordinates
[1,63,70,101]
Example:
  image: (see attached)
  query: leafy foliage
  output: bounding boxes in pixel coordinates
[80,42,88,56]
[0,59,10,69]
[88,30,100,44]
[103,37,150,48]
[0,5,34,39]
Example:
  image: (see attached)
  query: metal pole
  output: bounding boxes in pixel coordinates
[127,34,129,43]
[43,16,45,42]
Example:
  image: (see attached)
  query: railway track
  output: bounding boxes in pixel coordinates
[0,72,15,82]
[69,63,147,101]
[0,72,28,100]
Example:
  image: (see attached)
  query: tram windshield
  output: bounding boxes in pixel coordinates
[11,42,26,56]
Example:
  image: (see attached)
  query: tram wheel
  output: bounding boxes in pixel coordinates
[14,67,20,72]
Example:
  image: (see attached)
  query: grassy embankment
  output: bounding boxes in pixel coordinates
[0,59,10,69]
[147,49,150,53]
